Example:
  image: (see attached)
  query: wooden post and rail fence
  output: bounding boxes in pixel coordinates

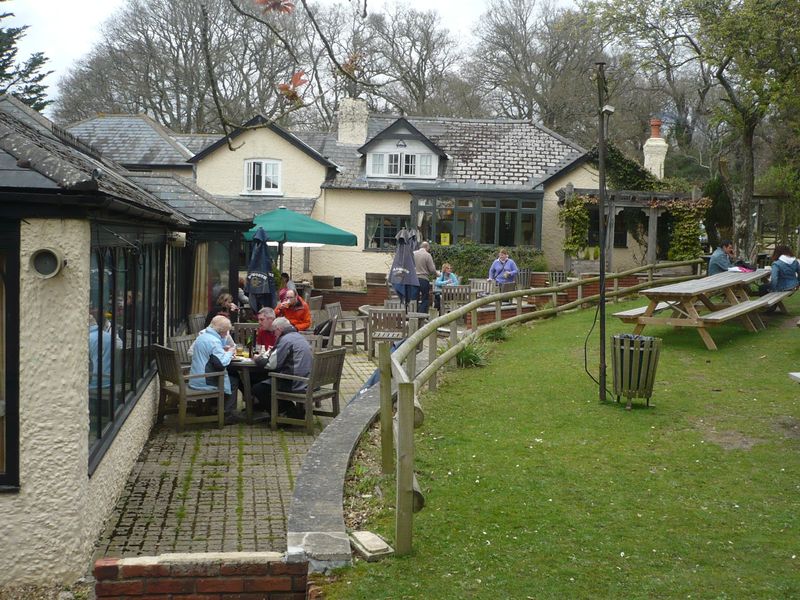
[377,259,703,555]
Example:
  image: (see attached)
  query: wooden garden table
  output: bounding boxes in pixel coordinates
[619,270,771,350]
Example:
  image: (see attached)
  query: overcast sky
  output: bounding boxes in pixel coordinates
[6,0,489,110]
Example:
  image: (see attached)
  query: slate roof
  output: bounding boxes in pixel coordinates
[67,113,193,168]
[318,115,587,192]
[218,195,316,219]
[126,173,252,224]
[0,95,187,224]
[173,133,221,156]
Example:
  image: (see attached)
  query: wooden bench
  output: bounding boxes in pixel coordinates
[699,299,767,324]
[759,290,794,313]
[613,302,675,323]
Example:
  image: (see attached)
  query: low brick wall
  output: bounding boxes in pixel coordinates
[315,284,388,311]
[94,552,308,599]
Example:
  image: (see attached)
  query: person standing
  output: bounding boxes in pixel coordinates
[488,248,518,285]
[708,240,735,275]
[413,241,437,313]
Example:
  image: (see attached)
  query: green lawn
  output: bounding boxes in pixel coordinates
[322,297,800,599]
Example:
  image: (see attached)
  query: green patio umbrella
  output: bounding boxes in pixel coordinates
[243,206,358,245]
[244,206,357,272]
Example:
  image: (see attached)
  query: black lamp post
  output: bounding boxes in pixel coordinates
[596,62,613,402]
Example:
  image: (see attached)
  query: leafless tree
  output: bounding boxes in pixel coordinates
[367,5,462,115]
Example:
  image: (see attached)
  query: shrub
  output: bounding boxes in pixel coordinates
[456,339,489,368]
[482,325,509,342]
[430,240,547,281]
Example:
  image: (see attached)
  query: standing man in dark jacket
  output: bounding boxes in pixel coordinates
[413,241,437,313]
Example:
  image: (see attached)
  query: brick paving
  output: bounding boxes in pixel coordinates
[93,351,376,560]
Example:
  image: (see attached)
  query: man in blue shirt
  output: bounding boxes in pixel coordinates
[488,248,518,284]
[708,240,735,275]
[189,315,241,424]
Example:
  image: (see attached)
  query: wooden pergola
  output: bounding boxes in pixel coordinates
[557,184,701,271]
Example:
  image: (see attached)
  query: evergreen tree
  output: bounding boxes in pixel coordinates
[0,8,51,111]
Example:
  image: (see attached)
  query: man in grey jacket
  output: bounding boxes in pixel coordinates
[413,241,437,313]
[251,317,312,417]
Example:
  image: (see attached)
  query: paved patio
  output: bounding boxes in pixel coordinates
[93,351,376,560]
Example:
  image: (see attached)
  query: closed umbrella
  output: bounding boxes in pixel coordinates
[244,227,276,312]
[388,227,419,308]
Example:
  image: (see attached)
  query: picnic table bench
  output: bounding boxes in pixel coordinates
[617,270,773,350]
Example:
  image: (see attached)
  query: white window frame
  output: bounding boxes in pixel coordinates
[367,150,436,179]
[243,159,282,195]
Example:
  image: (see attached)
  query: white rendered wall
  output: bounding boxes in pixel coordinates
[308,189,410,286]
[194,128,327,198]
[0,218,159,585]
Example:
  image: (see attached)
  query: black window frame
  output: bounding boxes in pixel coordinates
[411,193,543,248]
[88,224,165,474]
[0,220,20,492]
[364,214,410,251]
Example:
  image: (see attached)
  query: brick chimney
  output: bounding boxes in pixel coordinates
[643,118,668,179]
[337,98,369,145]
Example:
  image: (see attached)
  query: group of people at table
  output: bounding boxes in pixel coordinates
[189,274,316,425]
[405,243,520,314]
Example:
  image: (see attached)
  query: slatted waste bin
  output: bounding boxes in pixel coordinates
[611,334,662,409]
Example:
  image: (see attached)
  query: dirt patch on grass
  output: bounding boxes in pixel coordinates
[694,419,762,450]
[343,422,389,531]
[773,416,800,440]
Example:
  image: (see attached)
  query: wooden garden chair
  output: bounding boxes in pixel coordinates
[367,307,407,359]
[270,347,347,433]
[154,344,225,432]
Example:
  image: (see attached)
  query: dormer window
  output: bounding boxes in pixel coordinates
[244,159,281,195]
[368,151,436,179]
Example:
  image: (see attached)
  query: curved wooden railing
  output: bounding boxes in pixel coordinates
[378,259,702,554]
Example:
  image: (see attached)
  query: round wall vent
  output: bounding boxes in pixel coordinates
[30,248,63,279]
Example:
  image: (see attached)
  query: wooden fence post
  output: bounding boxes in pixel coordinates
[395,382,415,556]
[379,342,393,475]
[427,328,437,391]
[449,320,458,370]
[406,316,418,378]
[471,291,479,331]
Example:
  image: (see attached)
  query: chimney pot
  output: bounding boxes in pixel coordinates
[649,118,662,139]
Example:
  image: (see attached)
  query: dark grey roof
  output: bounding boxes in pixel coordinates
[67,113,193,167]
[173,133,221,155]
[126,173,252,224]
[321,115,587,192]
[218,196,316,218]
[0,95,187,224]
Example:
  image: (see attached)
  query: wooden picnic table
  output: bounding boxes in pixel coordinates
[616,269,772,350]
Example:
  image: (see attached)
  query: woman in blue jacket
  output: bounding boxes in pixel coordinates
[768,245,800,292]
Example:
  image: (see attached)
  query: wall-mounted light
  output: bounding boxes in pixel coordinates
[396,139,407,148]
[30,248,64,279]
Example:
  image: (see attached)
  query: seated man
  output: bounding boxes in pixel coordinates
[256,306,277,349]
[708,240,735,275]
[252,317,312,417]
[189,315,241,424]
[275,289,311,331]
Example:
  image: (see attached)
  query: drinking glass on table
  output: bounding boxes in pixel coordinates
[235,343,244,357]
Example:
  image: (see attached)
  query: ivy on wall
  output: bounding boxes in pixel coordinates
[558,193,591,256]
